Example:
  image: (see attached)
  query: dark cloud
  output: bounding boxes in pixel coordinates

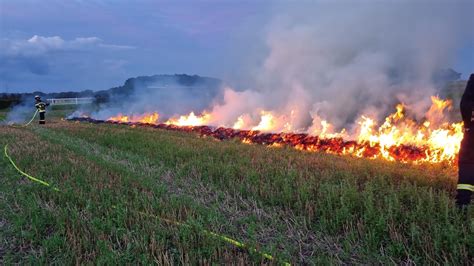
[0,35,134,91]
[24,57,50,75]
[0,1,269,92]
[0,0,472,93]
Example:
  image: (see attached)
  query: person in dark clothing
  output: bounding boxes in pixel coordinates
[456,74,474,207]
[34,95,50,124]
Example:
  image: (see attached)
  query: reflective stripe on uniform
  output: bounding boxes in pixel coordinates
[457,184,474,191]
[36,102,47,112]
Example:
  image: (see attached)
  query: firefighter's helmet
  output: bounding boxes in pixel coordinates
[34,95,41,100]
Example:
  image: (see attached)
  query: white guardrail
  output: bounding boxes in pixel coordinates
[46,97,95,105]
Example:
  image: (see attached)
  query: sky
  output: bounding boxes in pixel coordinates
[0,0,473,93]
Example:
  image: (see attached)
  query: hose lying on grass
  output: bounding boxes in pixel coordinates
[4,145,60,191]
[7,109,38,128]
[3,144,290,265]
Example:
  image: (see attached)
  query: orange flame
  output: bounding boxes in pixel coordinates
[353,97,462,163]
[104,96,463,164]
[252,111,276,131]
[108,112,159,124]
[165,112,211,126]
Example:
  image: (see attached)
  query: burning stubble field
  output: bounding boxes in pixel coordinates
[0,110,473,264]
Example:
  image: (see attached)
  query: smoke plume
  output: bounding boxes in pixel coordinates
[205,1,472,133]
[89,1,473,137]
[3,95,38,125]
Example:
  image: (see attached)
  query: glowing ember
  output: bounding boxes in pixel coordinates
[98,96,463,164]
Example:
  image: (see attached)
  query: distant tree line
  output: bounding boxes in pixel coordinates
[0,74,223,110]
[0,93,22,109]
[0,72,466,110]
[0,90,97,109]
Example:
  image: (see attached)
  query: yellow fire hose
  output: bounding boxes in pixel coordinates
[8,109,39,127]
[3,144,290,265]
[4,145,60,191]
[23,109,39,127]
[117,206,289,264]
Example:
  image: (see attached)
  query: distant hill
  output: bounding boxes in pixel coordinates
[432,68,462,86]
[94,74,222,103]
[0,74,223,109]
[442,80,468,105]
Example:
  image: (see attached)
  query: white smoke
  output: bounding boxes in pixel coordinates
[85,1,473,137]
[88,75,223,120]
[3,97,38,125]
[204,1,473,135]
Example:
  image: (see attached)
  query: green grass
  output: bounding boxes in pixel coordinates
[50,103,97,111]
[0,109,8,121]
[0,110,472,264]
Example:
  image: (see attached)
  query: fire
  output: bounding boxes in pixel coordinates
[108,113,129,123]
[252,112,276,131]
[107,112,159,124]
[97,96,463,164]
[165,112,211,126]
[353,97,463,163]
[139,112,160,124]
[233,116,245,129]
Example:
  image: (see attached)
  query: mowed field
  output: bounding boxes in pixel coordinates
[0,110,473,264]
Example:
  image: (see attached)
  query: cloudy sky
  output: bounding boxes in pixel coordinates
[0,0,473,92]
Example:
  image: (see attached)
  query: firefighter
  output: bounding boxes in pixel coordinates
[456,73,474,207]
[34,95,50,124]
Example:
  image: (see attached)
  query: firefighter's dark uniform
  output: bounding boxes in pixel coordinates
[35,99,49,124]
[456,73,474,207]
